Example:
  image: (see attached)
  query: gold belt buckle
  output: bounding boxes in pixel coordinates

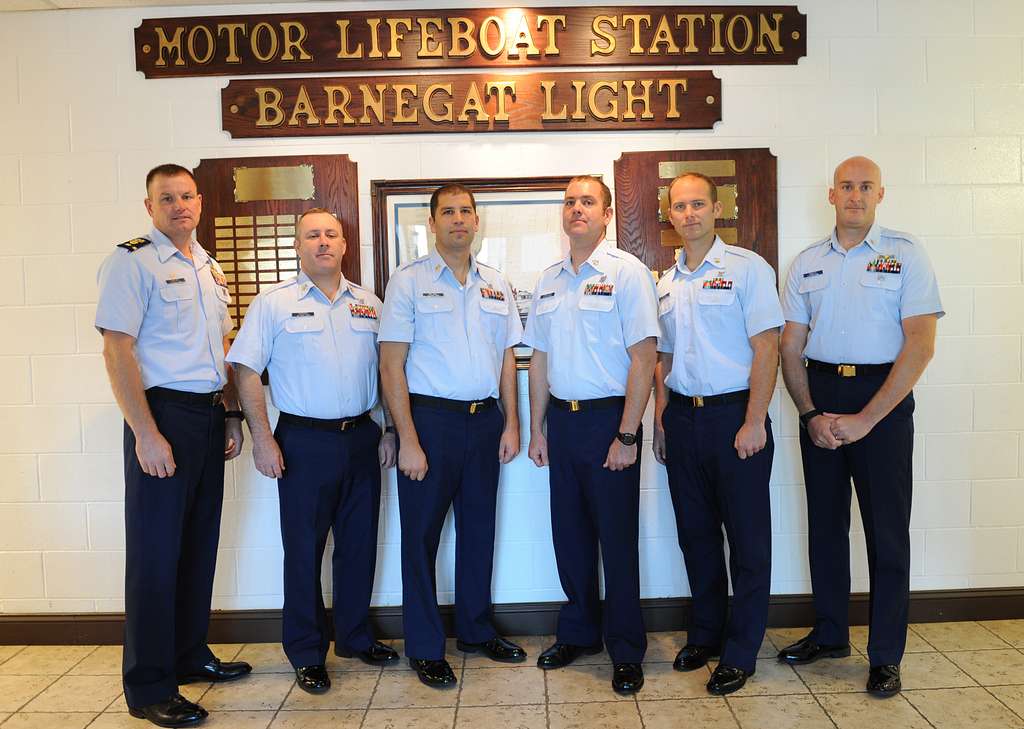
[569,400,580,412]
[839,364,857,378]
[692,395,704,408]
[339,419,352,431]
[469,401,480,414]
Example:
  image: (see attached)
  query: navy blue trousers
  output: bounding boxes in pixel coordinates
[800,368,915,667]
[662,398,773,673]
[275,417,383,669]
[397,403,503,659]
[122,396,224,709]
[546,404,646,664]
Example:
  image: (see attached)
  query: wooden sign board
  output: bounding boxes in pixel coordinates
[614,148,778,276]
[136,6,807,78]
[223,70,721,138]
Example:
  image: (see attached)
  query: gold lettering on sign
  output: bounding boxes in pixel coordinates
[255,86,285,126]
[417,17,445,58]
[675,14,705,53]
[393,83,419,123]
[360,83,387,124]
[486,80,517,120]
[657,78,688,118]
[280,21,311,61]
[622,15,651,54]
[536,15,565,55]
[385,18,413,59]
[287,84,320,126]
[458,81,489,121]
[588,80,618,120]
[187,25,215,65]
[449,17,477,58]
[324,85,355,124]
[540,80,567,120]
[648,16,679,54]
[756,13,784,54]
[251,22,278,62]
[591,16,616,56]
[622,80,654,120]
[154,26,185,67]
[479,16,506,58]
[726,14,754,53]
[366,18,384,59]
[424,83,454,122]
[335,20,363,59]
[218,23,247,63]
[507,14,540,58]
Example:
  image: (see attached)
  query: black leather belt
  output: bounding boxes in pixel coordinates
[806,359,893,378]
[550,395,625,412]
[147,386,223,407]
[410,394,496,415]
[278,411,372,432]
[669,389,749,409]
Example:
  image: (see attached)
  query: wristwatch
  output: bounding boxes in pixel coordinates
[224,410,244,421]
[616,431,638,446]
[799,409,823,430]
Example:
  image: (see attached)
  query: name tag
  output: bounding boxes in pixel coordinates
[421,291,445,298]
[539,291,555,300]
[702,277,733,290]
[584,282,614,296]
[291,311,315,318]
[349,303,378,320]
[480,287,505,302]
[802,270,824,279]
[866,255,902,274]
[165,277,186,284]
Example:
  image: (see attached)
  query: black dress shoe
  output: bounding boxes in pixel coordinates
[707,664,752,695]
[612,663,644,694]
[867,664,901,696]
[457,636,527,663]
[295,664,331,694]
[776,633,851,665]
[177,656,253,684]
[335,640,400,666]
[128,693,208,728]
[536,642,603,669]
[673,644,718,672]
[409,658,457,688]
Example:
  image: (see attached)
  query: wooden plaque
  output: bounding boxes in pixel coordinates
[136,6,808,78]
[613,148,778,276]
[222,71,721,138]
[192,154,360,332]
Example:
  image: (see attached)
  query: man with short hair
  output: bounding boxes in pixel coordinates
[652,172,783,695]
[96,163,251,728]
[778,156,943,696]
[525,175,659,695]
[227,208,399,695]
[379,184,526,688]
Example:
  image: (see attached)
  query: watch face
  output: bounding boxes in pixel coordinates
[618,432,637,446]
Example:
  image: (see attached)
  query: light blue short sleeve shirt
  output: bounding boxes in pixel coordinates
[94,227,232,393]
[658,237,784,397]
[377,250,523,400]
[782,223,944,364]
[523,241,660,400]
[226,271,381,419]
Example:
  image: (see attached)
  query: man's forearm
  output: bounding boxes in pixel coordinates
[235,365,273,440]
[653,354,671,428]
[103,333,158,437]
[221,338,240,410]
[860,319,937,426]
[380,343,418,445]
[528,349,550,436]
[780,324,814,414]
[746,331,780,424]
[620,337,656,433]
[499,348,519,429]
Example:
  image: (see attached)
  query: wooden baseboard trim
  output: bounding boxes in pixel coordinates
[2,588,1021,645]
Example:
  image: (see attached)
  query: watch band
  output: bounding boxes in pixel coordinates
[224,410,244,420]
[799,409,822,429]
[616,432,637,446]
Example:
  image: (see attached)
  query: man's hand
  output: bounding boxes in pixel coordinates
[807,414,841,450]
[734,420,767,460]
[604,439,638,471]
[252,433,285,478]
[826,412,874,446]
[224,418,244,460]
[528,432,549,468]
[499,425,520,464]
[652,424,667,465]
[136,429,176,478]
[399,442,429,481]
[379,432,397,468]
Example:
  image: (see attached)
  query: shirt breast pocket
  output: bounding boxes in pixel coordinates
[859,271,903,321]
[416,295,454,343]
[159,282,194,331]
[283,315,326,363]
[349,313,380,335]
[479,297,509,345]
[696,289,737,307]
[578,293,615,343]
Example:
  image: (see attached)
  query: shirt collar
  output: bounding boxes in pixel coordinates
[675,236,727,276]
[561,239,611,277]
[828,221,888,255]
[149,227,206,265]
[428,248,479,284]
[296,269,353,303]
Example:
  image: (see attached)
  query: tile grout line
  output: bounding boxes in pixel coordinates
[357,663,384,728]
[542,667,551,729]
[981,684,1024,723]
[451,653,466,729]
[976,620,1016,649]
[3,644,94,715]
[787,658,840,729]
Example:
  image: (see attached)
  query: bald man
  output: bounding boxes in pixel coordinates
[778,157,943,696]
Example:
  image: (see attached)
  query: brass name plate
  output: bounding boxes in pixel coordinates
[233,165,316,202]
[658,159,736,179]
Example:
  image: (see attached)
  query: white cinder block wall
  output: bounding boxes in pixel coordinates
[0,0,1022,614]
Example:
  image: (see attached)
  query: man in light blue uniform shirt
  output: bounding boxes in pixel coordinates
[778,156,943,696]
[652,172,783,695]
[379,184,526,688]
[96,163,250,728]
[526,175,659,695]
[227,209,399,695]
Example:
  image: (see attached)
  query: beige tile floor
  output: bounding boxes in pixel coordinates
[1,621,1024,728]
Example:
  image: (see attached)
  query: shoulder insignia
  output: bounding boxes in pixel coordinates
[117,237,151,252]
